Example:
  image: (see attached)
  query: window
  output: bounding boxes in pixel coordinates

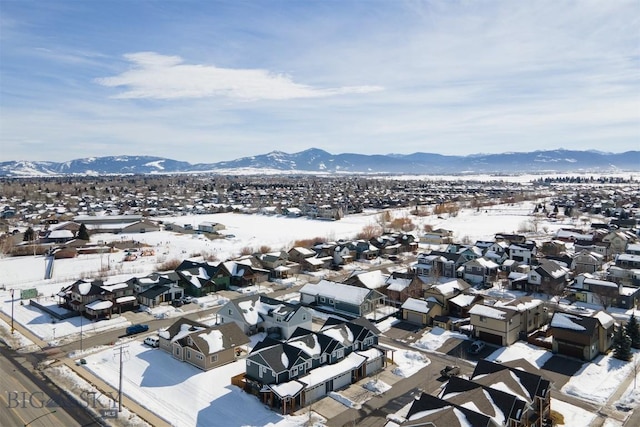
[211,354,218,363]
[175,347,180,355]
[228,309,233,315]
[320,297,325,303]
[480,316,486,322]
[187,350,191,359]
[196,354,203,361]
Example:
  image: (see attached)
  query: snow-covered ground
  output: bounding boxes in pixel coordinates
[81,339,427,427]
[411,326,468,352]
[552,397,596,426]
[562,351,638,404]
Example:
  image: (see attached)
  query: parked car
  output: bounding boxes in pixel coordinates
[126,324,149,335]
[182,296,193,304]
[467,340,486,355]
[171,299,184,307]
[144,336,160,347]
[440,365,460,378]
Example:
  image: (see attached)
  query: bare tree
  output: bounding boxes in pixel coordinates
[592,284,619,311]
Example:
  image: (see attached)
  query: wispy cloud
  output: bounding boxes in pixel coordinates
[95,52,382,100]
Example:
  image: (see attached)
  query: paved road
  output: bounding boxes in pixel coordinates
[0,343,100,427]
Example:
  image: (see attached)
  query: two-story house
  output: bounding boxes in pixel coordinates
[158,318,249,371]
[299,280,385,318]
[549,310,615,360]
[469,303,521,346]
[218,295,312,339]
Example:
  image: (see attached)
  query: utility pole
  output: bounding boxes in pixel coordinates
[10,288,15,334]
[80,313,83,353]
[113,345,129,413]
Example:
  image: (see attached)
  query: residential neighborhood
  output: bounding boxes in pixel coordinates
[0,173,639,427]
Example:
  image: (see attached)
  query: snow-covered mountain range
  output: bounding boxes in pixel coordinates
[1,148,638,177]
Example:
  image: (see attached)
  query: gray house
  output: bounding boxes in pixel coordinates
[218,295,312,339]
[299,280,385,317]
[244,318,383,414]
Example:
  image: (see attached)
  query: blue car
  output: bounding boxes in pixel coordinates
[126,324,149,335]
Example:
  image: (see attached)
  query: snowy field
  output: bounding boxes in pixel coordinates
[82,340,430,427]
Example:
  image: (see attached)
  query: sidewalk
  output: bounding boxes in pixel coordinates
[0,311,171,427]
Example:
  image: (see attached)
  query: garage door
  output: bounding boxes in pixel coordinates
[305,383,325,403]
[333,371,351,390]
[557,342,584,359]
[478,331,502,345]
[405,311,425,325]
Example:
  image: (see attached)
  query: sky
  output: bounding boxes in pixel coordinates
[1,0,638,163]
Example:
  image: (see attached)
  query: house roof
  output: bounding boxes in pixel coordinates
[550,312,598,334]
[440,376,527,424]
[405,393,496,427]
[229,294,304,326]
[300,280,383,305]
[401,297,440,314]
[471,359,549,402]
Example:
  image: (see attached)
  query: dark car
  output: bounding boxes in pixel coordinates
[467,340,486,355]
[171,299,184,307]
[440,365,460,378]
[126,324,149,335]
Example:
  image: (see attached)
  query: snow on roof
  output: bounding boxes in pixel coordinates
[85,299,113,310]
[322,324,354,346]
[294,247,316,256]
[172,323,206,342]
[158,329,170,339]
[198,329,224,354]
[475,258,499,269]
[297,352,366,388]
[78,281,92,295]
[281,351,289,368]
[48,229,74,238]
[116,295,136,304]
[287,334,321,357]
[594,311,615,329]
[300,280,373,305]
[449,294,476,308]
[101,282,128,292]
[469,304,513,320]
[408,406,450,422]
[583,278,619,288]
[238,299,262,326]
[550,313,586,331]
[401,298,433,314]
[269,381,305,399]
[386,277,412,292]
[356,270,388,290]
[433,280,466,297]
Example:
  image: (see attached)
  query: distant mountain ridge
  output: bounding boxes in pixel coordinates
[1,148,638,177]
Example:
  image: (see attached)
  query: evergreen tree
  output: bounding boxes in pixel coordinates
[612,326,632,361]
[23,226,35,242]
[625,314,640,349]
[77,223,90,241]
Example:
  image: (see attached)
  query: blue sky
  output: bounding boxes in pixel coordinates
[1,0,638,163]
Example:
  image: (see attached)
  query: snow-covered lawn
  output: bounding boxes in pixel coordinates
[376,317,400,333]
[562,352,636,404]
[486,342,553,369]
[387,346,430,377]
[552,398,596,426]
[411,326,468,352]
[363,379,392,395]
[82,342,310,427]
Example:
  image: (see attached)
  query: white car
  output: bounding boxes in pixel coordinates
[144,336,159,347]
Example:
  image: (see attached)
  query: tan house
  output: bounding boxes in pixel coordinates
[549,310,615,361]
[469,303,521,346]
[400,297,443,326]
[424,279,471,313]
[158,319,249,370]
[603,231,635,255]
